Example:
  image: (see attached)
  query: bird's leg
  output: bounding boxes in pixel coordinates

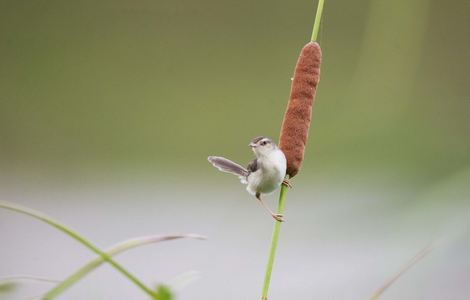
[282,178,293,188]
[256,193,284,222]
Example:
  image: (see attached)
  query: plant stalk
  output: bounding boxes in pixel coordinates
[0,201,157,299]
[261,181,288,300]
[311,0,325,42]
[261,1,325,298]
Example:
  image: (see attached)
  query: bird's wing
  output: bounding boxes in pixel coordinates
[247,158,260,173]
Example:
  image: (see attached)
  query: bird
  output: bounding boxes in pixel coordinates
[208,136,291,222]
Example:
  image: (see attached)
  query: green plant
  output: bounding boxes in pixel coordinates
[261,1,325,299]
[0,201,204,299]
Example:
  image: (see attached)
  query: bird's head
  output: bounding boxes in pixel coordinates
[249,136,276,157]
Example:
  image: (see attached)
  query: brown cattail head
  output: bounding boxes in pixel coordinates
[279,41,322,178]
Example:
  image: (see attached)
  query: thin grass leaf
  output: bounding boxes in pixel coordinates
[369,243,434,300]
[0,275,60,284]
[43,234,205,299]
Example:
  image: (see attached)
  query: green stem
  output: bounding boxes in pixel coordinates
[261,181,288,300]
[44,234,205,299]
[311,0,325,42]
[0,201,157,299]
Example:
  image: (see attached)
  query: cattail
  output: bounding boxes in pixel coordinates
[279,41,322,178]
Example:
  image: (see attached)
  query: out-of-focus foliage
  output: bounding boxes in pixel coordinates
[0,281,17,297]
[154,284,173,300]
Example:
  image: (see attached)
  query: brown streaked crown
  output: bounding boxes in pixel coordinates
[251,136,266,144]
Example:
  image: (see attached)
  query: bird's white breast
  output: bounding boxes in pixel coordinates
[246,149,286,195]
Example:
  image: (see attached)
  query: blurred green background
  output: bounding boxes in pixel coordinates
[1,1,469,299]
[1,0,468,181]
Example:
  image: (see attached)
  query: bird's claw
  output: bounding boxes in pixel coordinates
[272,214,284,222]
[282,179,293,189]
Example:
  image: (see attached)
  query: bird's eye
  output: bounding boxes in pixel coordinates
[261,141,267,146]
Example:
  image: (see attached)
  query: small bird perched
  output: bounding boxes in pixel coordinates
[208,136,291,222]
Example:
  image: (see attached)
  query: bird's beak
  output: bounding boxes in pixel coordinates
[249,142,257,148]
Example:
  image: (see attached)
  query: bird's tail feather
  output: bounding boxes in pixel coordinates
[207,156,248,184]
